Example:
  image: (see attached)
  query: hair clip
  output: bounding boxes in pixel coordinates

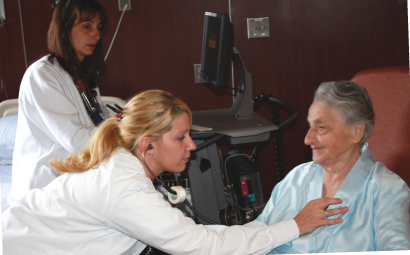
[106,104,124,121]
[115,114,122,121]
[51,0,60,9]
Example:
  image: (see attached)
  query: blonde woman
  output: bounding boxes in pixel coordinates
[3,90,348,255]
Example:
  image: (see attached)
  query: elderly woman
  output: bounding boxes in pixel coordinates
[256,81,410,253]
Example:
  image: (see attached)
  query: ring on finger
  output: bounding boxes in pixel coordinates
[324,205,329,218]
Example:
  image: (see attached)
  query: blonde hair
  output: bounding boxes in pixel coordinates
[51,90,192,173]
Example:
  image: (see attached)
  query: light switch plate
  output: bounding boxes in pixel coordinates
[118,0,131,11]
[0,0,5,20]
[247,17,270,39]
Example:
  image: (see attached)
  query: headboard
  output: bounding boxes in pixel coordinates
[0,99,18,117]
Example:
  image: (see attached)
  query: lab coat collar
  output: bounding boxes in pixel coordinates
[103,147,147,177]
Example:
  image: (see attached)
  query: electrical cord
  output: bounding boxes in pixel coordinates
[183,200,219,225]
[249,143,260,163]
[104,4,128,62]
[253,93,298,182]
[174,174,219,225]
[17,0,27,69]
[224,85,243,94]
[267,97,298,129]
[223,153,250,225]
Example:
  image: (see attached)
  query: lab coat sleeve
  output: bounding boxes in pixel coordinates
[106,179,299,255]
[20,61,96,153]
[373,165,410,250]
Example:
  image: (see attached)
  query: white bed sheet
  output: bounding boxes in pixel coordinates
[1,164,12,213]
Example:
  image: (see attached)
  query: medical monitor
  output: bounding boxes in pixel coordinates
[200,12,233,88]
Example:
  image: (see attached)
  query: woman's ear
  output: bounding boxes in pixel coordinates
[352,124,365,143]
[139,137,154,154]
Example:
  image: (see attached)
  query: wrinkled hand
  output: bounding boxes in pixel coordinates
[294,197,349,236]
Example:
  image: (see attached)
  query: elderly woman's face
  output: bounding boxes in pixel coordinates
[305,101,362,169]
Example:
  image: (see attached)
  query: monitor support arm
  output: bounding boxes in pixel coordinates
[228,47,254,119]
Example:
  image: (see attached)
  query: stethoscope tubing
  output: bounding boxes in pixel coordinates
[142,147,219,224]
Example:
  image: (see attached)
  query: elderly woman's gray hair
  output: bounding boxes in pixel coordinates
[314,80,375,148]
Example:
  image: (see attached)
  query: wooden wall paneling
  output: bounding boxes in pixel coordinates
[100,0,233,111]
[0,0,28,101]
[0,0,408,198]
[19,1,52,66]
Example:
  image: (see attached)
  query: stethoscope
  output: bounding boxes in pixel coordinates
[105,103,219,225]
[141,144,219,225]
[72,65,102,117]
[142,144,187,204]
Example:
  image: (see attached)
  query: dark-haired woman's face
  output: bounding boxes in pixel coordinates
[70,13,102,62]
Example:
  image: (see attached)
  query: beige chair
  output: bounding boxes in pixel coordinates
[351,66,410,186]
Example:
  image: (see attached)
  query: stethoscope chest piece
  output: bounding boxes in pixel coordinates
[167,186,186,204]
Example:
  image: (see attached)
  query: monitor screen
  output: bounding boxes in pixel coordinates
[200,12,233,88]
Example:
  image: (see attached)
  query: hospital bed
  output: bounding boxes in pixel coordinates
[0,96,126,213]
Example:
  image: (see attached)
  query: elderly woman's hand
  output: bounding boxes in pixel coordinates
[294,197,349,236]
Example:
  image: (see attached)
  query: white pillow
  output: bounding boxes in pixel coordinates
[0,115,17,160]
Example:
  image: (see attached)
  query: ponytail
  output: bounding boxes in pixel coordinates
[50,89,192,174]
[50,118,122,173]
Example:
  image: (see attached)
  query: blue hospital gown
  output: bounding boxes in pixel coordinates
[256,144,410,253]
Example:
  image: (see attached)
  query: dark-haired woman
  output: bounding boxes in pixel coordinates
[9,0,111,204]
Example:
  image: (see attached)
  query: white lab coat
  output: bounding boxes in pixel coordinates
[2,148,299,255]
[8,55,110,204]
